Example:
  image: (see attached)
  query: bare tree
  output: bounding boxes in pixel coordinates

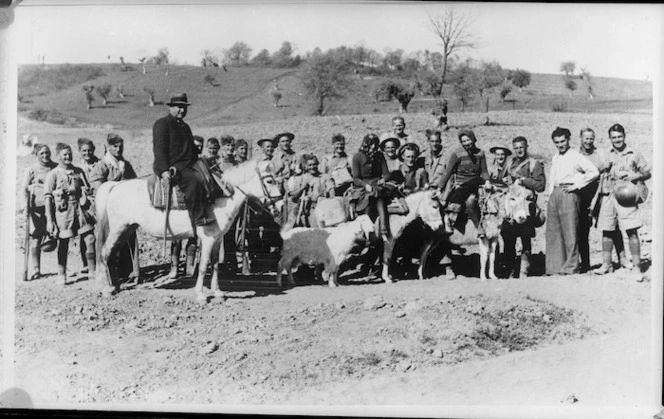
[272,90,283,107]
[119,56,129,72]
[427,8,476,99]
[143,88,155,107]
[116,85,126,100]
[139,57,147,74]
[580,67,593,100]
[83,85,95,110]
[201,50,219,67]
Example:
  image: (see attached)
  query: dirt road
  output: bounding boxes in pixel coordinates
[14,249,651,410]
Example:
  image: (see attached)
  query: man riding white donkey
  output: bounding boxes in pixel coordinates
[95,93,281,301]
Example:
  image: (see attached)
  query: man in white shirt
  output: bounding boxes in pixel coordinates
[545,127,599,275]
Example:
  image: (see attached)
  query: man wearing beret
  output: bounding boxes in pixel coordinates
[152,93,211,227]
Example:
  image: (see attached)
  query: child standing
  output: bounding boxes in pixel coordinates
[284,154,334,231]
[77,137,100,276]
[21,144,57,280]
[44,143,96,285]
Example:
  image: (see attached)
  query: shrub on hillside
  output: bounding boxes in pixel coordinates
[28,107,66,124]
[551,100,568,112]
[18,64,105,95]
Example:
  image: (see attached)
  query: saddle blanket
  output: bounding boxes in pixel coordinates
[148,175,188,210]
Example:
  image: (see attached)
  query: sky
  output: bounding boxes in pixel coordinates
[8,1,664,80]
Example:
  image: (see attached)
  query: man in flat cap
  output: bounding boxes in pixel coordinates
[153,93,212,227]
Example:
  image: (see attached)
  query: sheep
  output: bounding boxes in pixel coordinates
[276,214,375,288]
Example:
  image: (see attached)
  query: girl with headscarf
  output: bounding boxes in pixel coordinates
[44,143,96,285]
[350,134,392,237]
[21,143,57,280]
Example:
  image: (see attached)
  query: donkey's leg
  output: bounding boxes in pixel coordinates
[98,225,128,295]
[168,240,181,279]
[489,239,499,280]
[418,237,439,280]
[194,235,215,302]
[478,238,489,281]
[382,237,396,283]
[211,239,225,299]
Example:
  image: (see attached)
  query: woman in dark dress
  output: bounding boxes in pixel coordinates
[350,134,392,238]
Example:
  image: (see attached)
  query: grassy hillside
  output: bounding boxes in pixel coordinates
[18,63,653,131]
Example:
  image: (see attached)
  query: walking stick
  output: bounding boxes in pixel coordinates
[162,169,175,259]
[23,192,31,281]
[240,202,251,275]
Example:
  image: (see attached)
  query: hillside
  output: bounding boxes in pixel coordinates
[17,63,653,131]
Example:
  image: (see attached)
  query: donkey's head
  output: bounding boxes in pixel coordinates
[502,183,532,225]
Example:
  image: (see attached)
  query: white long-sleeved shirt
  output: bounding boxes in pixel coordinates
[547,148,599,195]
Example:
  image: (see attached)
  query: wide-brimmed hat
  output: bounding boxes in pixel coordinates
[274,132,295,142]
[257,138,275,147]
[166,93,191,107]
[398,143,421,161]
[380,136,401,150]
[489,145,512,156]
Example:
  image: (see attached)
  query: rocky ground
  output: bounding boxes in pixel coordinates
[12,246,653,412]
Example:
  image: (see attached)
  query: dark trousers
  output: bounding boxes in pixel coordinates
[545,187,581,275]
[577,180,599,269]
[448,177,484,205]
[177,167,208,226]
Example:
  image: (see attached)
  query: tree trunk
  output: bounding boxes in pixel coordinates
[317,96,324,116]
[485,97,489,113]
[149,95,155,107]
[102,98,108,105]
[87,101,92,110]
[142,66,146,75]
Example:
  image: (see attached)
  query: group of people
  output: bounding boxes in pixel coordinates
[21,133,138,284]
[21,91,651,285]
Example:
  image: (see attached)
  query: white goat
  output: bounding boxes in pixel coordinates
[277,214,374,288]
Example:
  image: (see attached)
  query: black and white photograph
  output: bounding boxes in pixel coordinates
[0,1,662,417]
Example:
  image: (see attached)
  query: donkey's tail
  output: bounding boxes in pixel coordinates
[95,181,120,268]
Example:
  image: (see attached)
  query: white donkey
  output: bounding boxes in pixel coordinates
[95,160,282,302]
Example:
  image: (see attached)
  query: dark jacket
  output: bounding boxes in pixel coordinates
[152,114,197,176]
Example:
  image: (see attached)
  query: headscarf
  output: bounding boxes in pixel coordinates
[359,134,380,161]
